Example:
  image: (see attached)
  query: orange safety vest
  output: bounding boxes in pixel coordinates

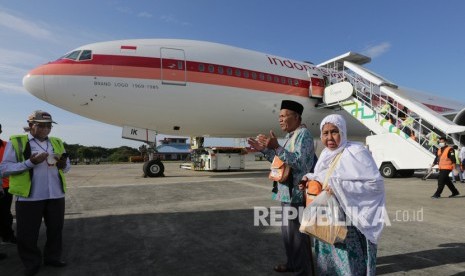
[0,140,10,188]
[438,146,454,171]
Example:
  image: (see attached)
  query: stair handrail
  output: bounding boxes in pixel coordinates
[341,67,448,153]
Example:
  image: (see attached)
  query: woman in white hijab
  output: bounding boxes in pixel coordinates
[303,114,386,276]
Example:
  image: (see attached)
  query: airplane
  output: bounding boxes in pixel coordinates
[22,39,465,177]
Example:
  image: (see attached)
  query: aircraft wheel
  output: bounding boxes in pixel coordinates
[380,163,396,178]
[143,160,165,177]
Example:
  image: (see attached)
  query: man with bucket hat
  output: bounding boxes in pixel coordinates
[0,110,70,276]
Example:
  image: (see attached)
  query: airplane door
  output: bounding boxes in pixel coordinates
[160,48,186,86]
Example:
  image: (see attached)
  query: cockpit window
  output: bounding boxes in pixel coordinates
[79,50,92,61]
[63,50,81,61]
[59,50,92,61]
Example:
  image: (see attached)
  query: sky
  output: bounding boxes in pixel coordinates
[1,0,465,148]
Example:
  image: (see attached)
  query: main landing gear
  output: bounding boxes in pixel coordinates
[141,136,204,177]
[143,159,165,177]
[142,141,165,177]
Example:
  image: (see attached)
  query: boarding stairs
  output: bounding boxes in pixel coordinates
[316,53,465,176]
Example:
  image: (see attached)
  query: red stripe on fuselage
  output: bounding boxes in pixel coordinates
[35,54,313,96]
[33,54,451,112]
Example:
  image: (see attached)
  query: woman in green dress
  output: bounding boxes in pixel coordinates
[303,114,386,275]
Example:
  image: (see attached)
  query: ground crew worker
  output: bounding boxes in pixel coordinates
[0,186,7,261]
[431,137,460,198]
[0,123,9,260]
[452,145,464,183]
[0,123,16,244]
[460,147,465,179]
[0,110,70,276]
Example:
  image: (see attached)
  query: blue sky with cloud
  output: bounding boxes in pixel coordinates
[1,0,465,147]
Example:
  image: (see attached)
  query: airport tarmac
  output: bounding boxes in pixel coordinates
[1,161,465,276]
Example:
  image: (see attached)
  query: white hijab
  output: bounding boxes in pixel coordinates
[313,114,348,181]
[306,114,386,244]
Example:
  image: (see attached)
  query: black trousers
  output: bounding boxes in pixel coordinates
[15,198,65,270]
[0,187,15,240]
[281,202,313,276]
[434,170,460,197]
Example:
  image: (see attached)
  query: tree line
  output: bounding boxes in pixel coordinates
[64,143,141,163]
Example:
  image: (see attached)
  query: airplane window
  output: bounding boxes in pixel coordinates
[243,71,249,78]
[235,69,241,77]
[208,65,214,73]
[63,50,81,61]
[251,72,257,79]
[78,50,92,61]
[227,68,233,75]
[294,79,300,86]
[199,64,205,72]
[266,75,272,82]
[218,66,224,74]
[274,76,279,83]
[259,73,265,81]
[281,77,286,84]
[288,78,293,85]
[178,61,183,70]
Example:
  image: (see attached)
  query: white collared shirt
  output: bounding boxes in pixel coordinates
[0,133,70,201]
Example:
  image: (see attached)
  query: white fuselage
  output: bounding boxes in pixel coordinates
[22,39,462,139]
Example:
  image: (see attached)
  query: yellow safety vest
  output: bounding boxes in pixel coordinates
[9,134,67,197]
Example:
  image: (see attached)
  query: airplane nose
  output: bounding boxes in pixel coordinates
[23,71,45,100]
